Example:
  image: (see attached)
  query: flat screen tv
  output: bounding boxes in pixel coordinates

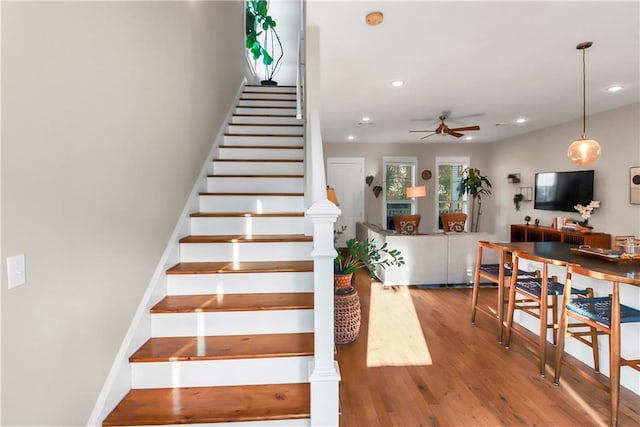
[534,170,594,212]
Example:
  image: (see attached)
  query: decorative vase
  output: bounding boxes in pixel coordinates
[260,79,278,86]
[334,272,353,290]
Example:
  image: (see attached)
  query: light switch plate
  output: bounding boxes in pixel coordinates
[7,254,26,289]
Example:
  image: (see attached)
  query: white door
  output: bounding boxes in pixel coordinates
[327,158,364,247]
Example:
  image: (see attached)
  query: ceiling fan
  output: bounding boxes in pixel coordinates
[410,114,481,140]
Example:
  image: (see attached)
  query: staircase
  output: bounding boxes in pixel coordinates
[103,85,314,426]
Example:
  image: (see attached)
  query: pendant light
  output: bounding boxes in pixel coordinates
[567,41,601,166]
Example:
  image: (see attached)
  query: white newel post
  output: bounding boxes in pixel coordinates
[307,200,341,427]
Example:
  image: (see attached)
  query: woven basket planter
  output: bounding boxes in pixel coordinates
[334,286,361,344]
[334,272,354,290]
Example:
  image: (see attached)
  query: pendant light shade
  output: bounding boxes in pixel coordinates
[567,138,601,166]
[568,41,601,166]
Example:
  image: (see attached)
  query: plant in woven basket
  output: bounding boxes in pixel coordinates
[334,238,404,278]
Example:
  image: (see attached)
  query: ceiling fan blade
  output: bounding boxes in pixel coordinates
[409,129,437,133]
[448,125,480,132]
[420,133,437,140]
[447,130,464,138]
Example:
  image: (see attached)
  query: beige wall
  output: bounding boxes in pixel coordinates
[1,1,246,424]
[324,103,640,242]
[323,142,492,233]
[491,103,640,241]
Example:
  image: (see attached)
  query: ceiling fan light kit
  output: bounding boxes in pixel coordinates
[568,41,601,166]
[410,114,480,140]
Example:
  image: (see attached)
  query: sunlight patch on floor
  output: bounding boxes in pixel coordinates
[366,282,432,367]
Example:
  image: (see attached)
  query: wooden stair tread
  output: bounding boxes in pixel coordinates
[233,113,297,118]
[167,261,313,274]
[236,105,296,109]
[225,133,302,138]
[102,383,310,426]
[151,293,314,313]
[243,90,298,95]
[199,192,303,196]
[207,174,303,178]
[219,145,302,149]
[190,212,303,218]
[179,234,312,243]
[130,333,314,362]
[213,159,303,163]
[228,123,301,126]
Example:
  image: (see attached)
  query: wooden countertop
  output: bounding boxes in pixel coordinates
[495,241,640,285]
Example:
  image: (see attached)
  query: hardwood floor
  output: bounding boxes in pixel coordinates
[336,270,640,426]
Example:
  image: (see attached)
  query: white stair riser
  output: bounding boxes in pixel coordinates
[180,242,313,262]
[218,147,303,160]
[223,135,303,147]
[207,177,304,193]
[131,356,312,388]
[190,217,305,235]
[227,125,303,135]
[151,310,314,337]
[244,86,296,94]
[167,272,313,296]
[199,194,304,213]
[231,115,301,125]
[243,91,297,100]
[235,107,298,116]
[239,99,297,108]
[212,161,304,176]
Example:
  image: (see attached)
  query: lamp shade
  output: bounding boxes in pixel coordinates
[406,185,427,198]
[327,186,339,206]
[567,137,601,166]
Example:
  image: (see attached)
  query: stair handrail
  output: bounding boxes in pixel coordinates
[304,24,341,427]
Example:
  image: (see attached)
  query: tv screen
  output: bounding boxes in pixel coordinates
[534,170,594,213]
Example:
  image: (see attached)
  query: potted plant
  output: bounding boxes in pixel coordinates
[513,193,524,211]
[507,173,521,184]
[245,0,283,85]
[334,238,404,290]
[457,167,492,232]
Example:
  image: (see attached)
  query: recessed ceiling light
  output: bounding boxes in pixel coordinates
[516,117,527,124]
[347,135,355,140]
[465,136,473,141]
[362,116,371,122]
[607,85,624,92]
[391,80,404,87]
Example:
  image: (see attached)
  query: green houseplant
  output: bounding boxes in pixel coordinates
[457,167,492,232]
[245,0,283,85]
[334,238,404,290]
[513,193,524,211]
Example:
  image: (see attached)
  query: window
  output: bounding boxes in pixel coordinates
[382,157,417,230]
[435,157,469,230]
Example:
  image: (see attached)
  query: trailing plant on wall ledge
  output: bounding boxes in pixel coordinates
[513,193,524,211]
[246,0,283,85]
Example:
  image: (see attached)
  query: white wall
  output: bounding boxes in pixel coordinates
[492,103,640,242]
[1,1,247,425]
[323,142,492,233]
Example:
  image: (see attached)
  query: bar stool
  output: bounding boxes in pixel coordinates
[503,251,596,377]
[471,241,537,343]
[553,264,640,426]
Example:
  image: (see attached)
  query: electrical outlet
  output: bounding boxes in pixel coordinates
[7,254,26,289]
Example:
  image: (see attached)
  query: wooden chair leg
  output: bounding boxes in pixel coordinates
[553,281,572,385]
[471,247,482,325]
[585,288,601,373]
[610,285,622,426]
[503,281,517,348]
[551,294,558,346]
[539,292,548,377]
